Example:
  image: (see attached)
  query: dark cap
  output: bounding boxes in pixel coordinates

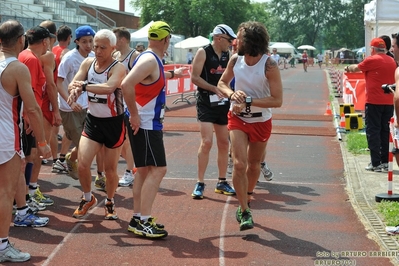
[26,26,56,43]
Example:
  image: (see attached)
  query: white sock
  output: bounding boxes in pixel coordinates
[141,215,150,222]
[0,238,8,250]
[84,192,92,202]
[16,206,29,216]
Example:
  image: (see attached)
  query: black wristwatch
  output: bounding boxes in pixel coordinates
[82,80,88,92]
[245,96,252,113]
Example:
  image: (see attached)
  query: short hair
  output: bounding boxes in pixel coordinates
[0,20,24,47]
[112,27,131,42]
[379,35,391,50]
[392,33,399,47]
[57,25,72,42]
[94,29,116,46]
[237,21,269,56]
[39,20,56,38]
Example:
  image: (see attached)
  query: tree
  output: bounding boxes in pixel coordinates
[268,0,344,50]
[130,0,251,37]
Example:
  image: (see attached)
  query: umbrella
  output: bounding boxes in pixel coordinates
[357,47,366,54]
[337,47,351,52]
[297,45,316,50]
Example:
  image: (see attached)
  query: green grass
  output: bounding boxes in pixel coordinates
[345,132,368,155]
[377,200,399,226]
[346,132,399,232]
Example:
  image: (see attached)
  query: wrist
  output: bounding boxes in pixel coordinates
[168,70,174,79]
[82,80,88,92]
[228,92,234,100]
[37,140,47,147]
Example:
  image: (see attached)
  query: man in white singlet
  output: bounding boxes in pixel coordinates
[0,19,51,263]
[218,21,283,231]
[67,29,126,220]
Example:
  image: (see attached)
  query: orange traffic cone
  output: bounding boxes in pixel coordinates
[340,113,346,128]
[324,102,332,116]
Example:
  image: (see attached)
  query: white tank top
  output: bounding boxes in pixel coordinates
[0,57,24,163]
[86,59,124,118]
[232,54,272,123]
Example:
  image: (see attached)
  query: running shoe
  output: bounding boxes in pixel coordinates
[52,159,68,174]
[239,208,254,231]
[192,182,205,199]
[94,174,107,191]
[365,163,383,172]
[215,181,236,195]
[27,196,46,211]
[386,225,399,235]
[65,152,79,180]
[260,162,274,181]
[72,194,97,218]
[14,209,49,227]
[128,216,164,233]
[0,242,30,263]
[236,206,242,223]
[34,188,54,206]
[134,217,168,238]
[118,171,134,187]
[104,200,118,220]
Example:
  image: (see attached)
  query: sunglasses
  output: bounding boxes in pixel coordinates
[220,36,233,44]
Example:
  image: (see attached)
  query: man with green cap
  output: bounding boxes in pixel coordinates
[122,21,172,239]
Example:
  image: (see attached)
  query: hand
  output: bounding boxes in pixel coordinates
[232,103,245,114]
[231,90,247,104]
[174,67,189,78]
[70,102,83,112]
[53,112,62,127]
[38,144,51,159]
[129,113,141,135]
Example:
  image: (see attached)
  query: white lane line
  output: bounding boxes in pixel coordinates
[41,189,113,266]
[219,196,231,266]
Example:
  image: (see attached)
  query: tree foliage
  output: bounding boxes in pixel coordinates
[129,0,370,50]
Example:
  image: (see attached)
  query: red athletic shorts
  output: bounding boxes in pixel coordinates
[227,111,272,142]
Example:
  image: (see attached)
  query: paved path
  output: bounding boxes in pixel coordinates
[7,65,396,265]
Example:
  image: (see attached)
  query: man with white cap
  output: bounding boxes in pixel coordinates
[191,24,236,199]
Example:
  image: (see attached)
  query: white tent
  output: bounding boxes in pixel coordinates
[270,42,296,54]
[174,36,210,49]
[364,0,399,56]
[173,36,210,63]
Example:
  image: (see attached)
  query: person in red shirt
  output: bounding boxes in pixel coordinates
[345,37,397,171]
[302,50,308,72]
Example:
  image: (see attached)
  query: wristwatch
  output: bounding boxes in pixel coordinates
[245,96,252,113]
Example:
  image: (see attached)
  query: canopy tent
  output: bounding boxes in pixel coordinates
[174,36,210,49]
[269,42,296,54]
[173,36,210,63]
[364,0,399,56]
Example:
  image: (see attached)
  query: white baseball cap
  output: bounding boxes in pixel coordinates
[212,24,237,39]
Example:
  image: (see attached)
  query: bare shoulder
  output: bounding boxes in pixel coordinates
[265,56,278,72]
[41,51,55,64]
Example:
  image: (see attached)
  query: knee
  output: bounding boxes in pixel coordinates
[200,139,213,152]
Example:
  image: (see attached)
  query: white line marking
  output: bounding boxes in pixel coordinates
[219,196,231,266]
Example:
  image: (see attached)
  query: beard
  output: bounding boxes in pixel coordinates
[237,46,245,56]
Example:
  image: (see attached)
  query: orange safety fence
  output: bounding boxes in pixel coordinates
[163,64,196,108]
[342,72,366,111]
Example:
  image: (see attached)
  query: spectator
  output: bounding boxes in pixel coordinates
[345,38,397,172]
[187,48,193,64]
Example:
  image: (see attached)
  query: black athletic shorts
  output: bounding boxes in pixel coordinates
[82,113,125,148]
[196,91,229,125]
[130,128,166,167]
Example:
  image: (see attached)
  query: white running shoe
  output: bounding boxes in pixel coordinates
[118,171,134,187]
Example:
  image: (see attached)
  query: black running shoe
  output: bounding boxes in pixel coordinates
[134,217,168,238]
[128,216,164,233]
